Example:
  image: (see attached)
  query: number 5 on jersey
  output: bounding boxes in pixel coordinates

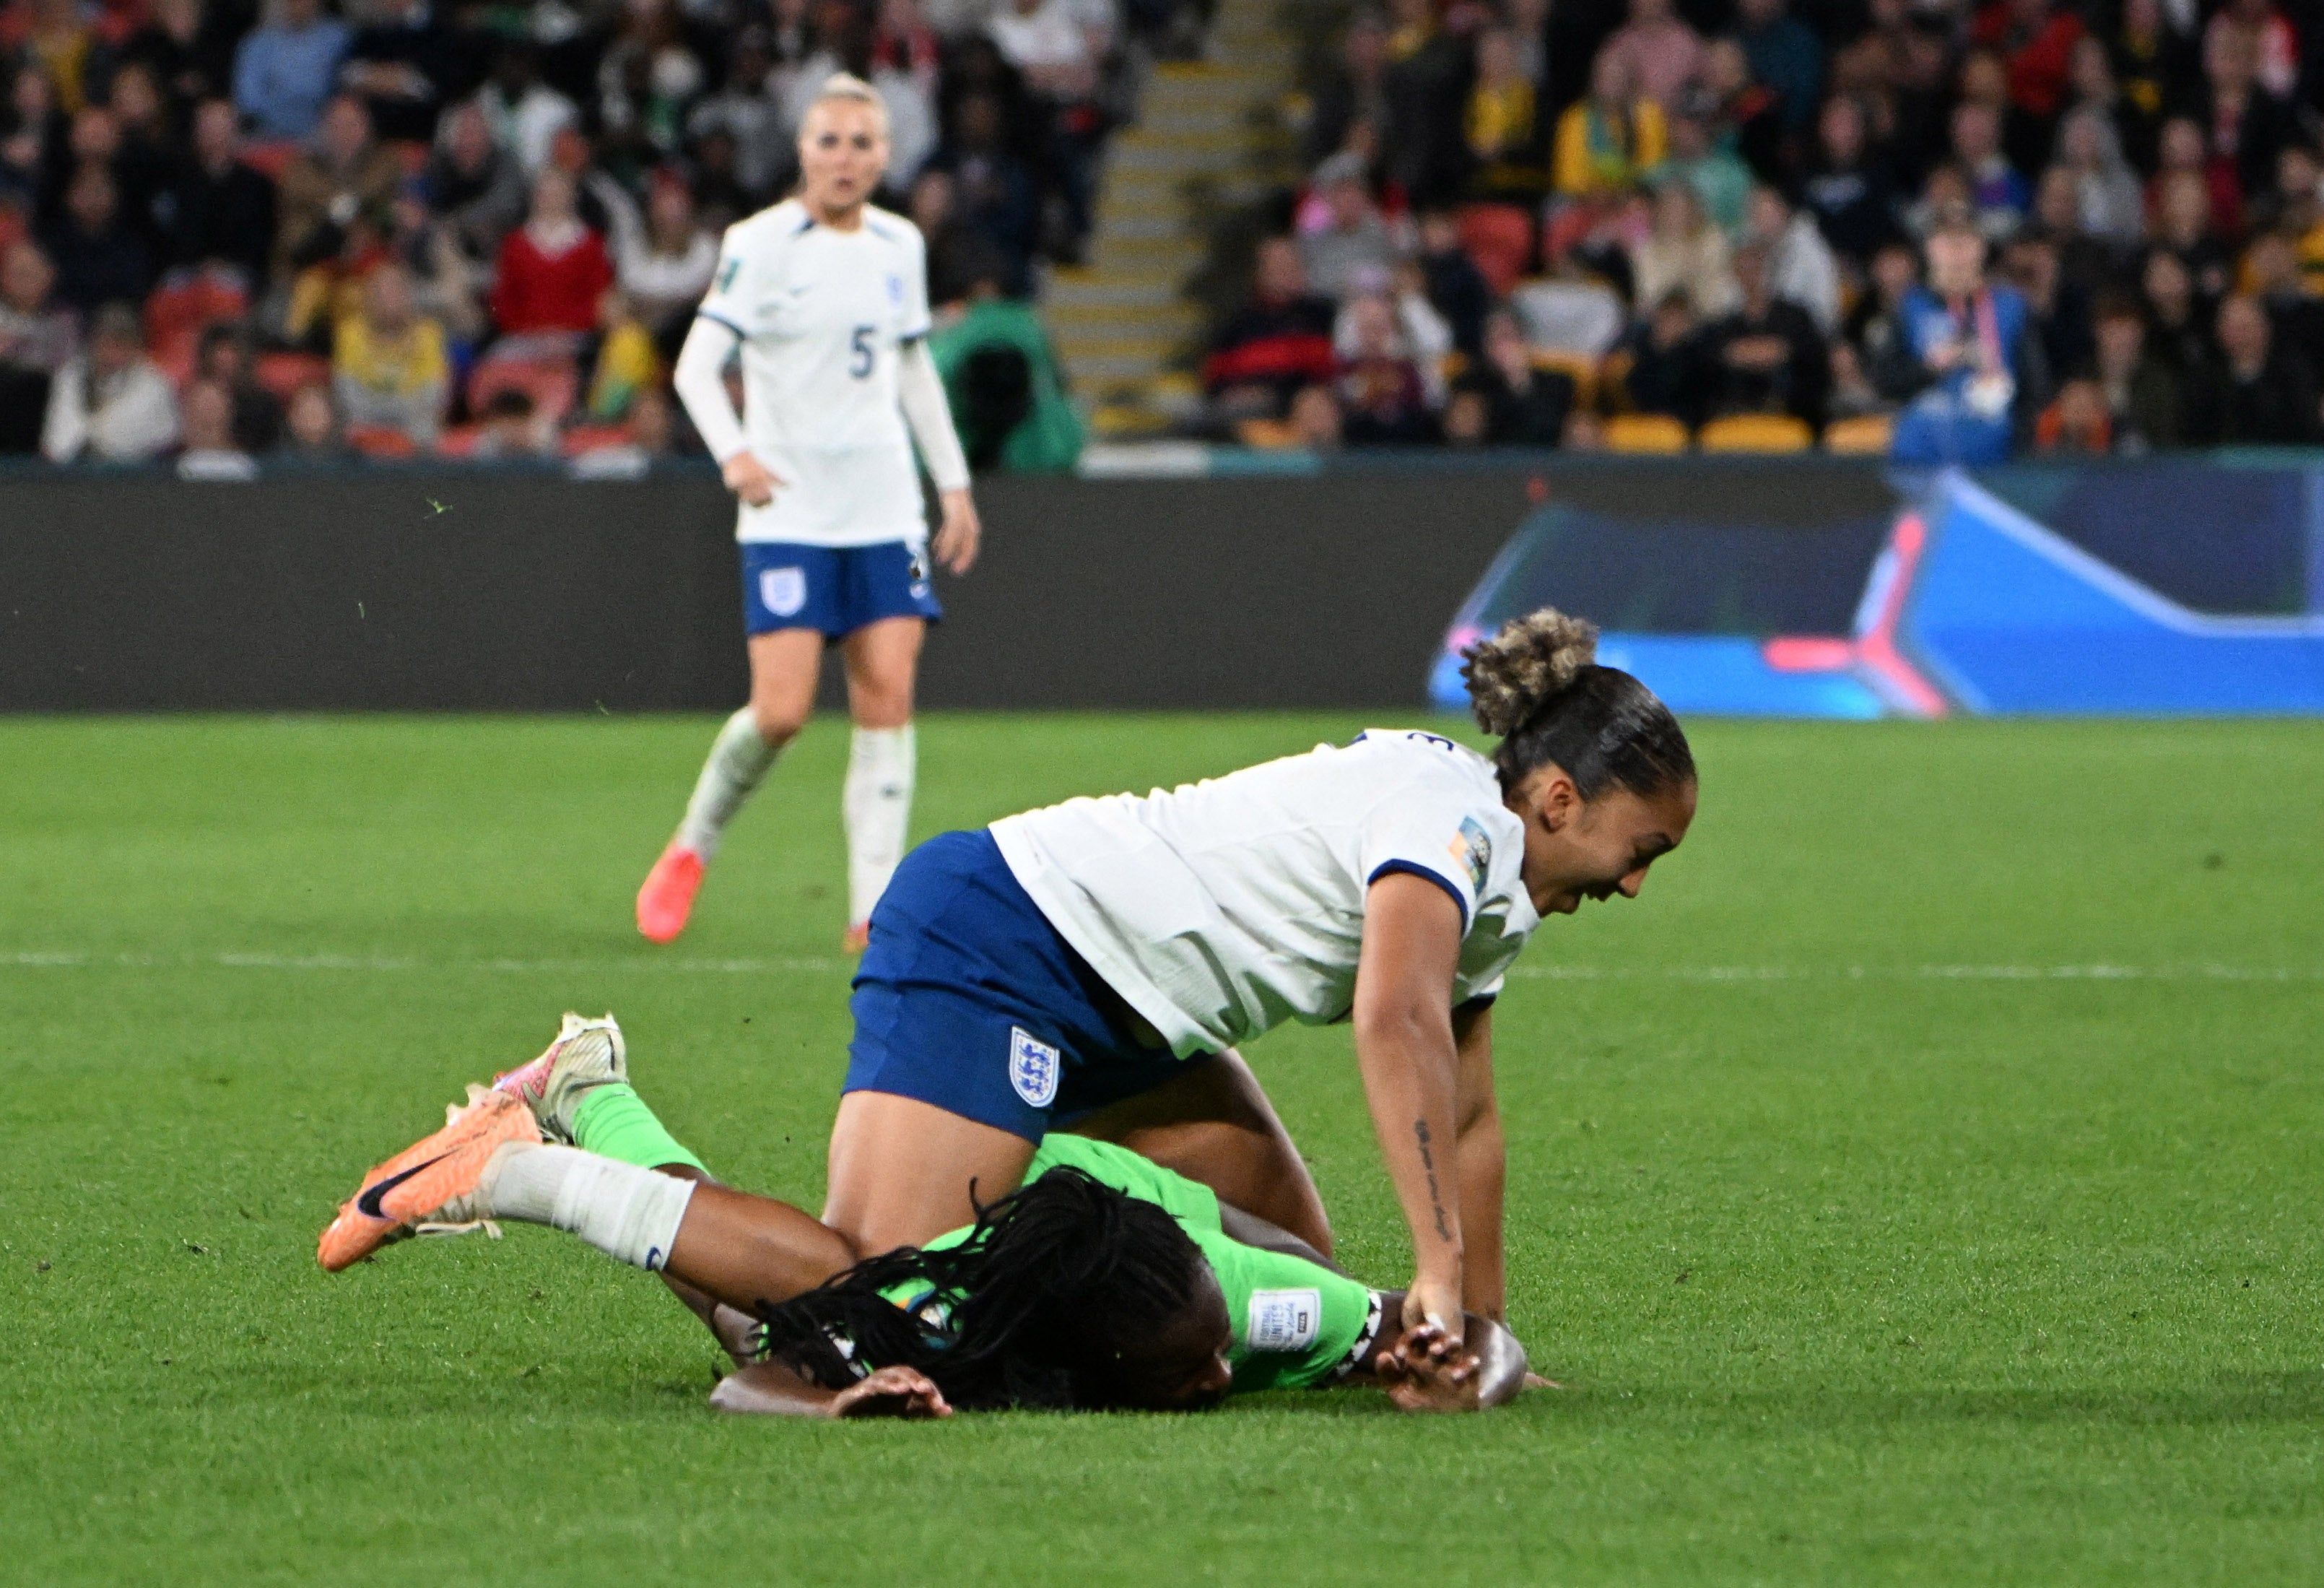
[849,325,875,378]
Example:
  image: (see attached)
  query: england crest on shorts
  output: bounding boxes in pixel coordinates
[759,567,806,617]
[1007,1025,1061,1108]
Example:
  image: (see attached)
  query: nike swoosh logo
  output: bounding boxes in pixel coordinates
[356,1153,448,1220]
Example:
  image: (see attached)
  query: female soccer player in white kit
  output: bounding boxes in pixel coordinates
[639,75,980,948]
[824,609,1698,1358]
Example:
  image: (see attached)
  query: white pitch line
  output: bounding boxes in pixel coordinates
[1,952,2315,982]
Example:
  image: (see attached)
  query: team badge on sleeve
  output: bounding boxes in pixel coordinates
[1007,1026,1061,1108]
[1248,1288,1321,1352]
[1448,817,1492,893]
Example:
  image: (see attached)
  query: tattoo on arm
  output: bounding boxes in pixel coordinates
[1414,1119,1453,1242]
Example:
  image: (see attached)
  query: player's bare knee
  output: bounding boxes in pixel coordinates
[749,702,808,746]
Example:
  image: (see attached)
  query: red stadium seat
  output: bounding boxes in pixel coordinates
[560,423,630,457]
[435,424,482,458]
[255,351,333,401]
[1455,204,1534,298]
[346,424,419,459]
[467,356,580,426]
[144,277,249,350]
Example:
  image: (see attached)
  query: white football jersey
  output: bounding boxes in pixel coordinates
[696,198,934,547]
[990,731,1542,1057]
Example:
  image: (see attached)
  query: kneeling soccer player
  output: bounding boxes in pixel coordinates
[318,1014,1527,1416]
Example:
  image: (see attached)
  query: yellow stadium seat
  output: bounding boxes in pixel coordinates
[1822,412,1895,455]
[1603,413,1691,454]
[1698,413,1813,454]
[1528,350,1600,412]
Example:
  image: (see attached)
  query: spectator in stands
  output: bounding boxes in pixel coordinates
[1838,238,1930,414]
[1204,235,1337,417]
[110,64,181,209]
[594,0,710,167]
[2149,115,2240,240]
[2208,0,2300,104]
[0,237,75,451]
[2105,0,2198,159]
[1470,305,1573,446]
[2032,375,2110,455]
[1731,0,1824,134]
[468,386,552,457]
[1698,37,1783,182]
[1,64,66,209]
[688,29,788,201]
[333,259,446,446]
[617,173,717,353]
[120,0,240,124]
[274,93,401,281]
[162,97,277,288]
[1463,26,1544,202]
[1891,214,2032,464]
[2139,246,2213,378]
[1334,289,1437,445]
[390,180,484,346]
[1598,0,1703,113]
[477,43,578,178]
[489,165,614,348]
[2199,21,2292,204]
[1286,381,1342,451]
[1629,180,1738,321]
[1700,237,1828,429]
[2154,168,2233,310]
[43,162,154,314]
[2050,105,2146,249]
[1661,92,1751,234]
[1439,380,1492,447]
[929,90,1038,295]
[1750,183,1839,337]
[2026,167,2116,296]
[910,169,990,310]
[1380,0,1469,206]
[927,266,1083,473]
[232,0,352,142]
[41,300,178,462]
[2062,32,2154,178]
[2245,230,2324,384]
[196,321,286,453]
[1970,0,2083,123]
[56,105,165,253]
[985,0,1107,252]
[280,377,347,457]
[2204,292,2318,445]
[2091,292,2184,452]
[1620,289,1712,430]
[338,0,462,145]
[425,100,526,264]
[20,0,112,118]
[586,287,661,421]
[175,376,258,479]
[1414,208,1492,358]
[1801,94,1897,266]
[1299,151,1393,300]
[1951,100,2029,238]
[2001,227,2089,384]
[1305,10,1387,172]
[2272,147,2324,287]
[1551,50,1667,201]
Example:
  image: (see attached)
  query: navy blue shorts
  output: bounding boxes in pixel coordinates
[844,830,1196,1142]
[740,540,942,640]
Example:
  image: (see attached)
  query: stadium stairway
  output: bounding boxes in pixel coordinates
[1048,0,1302,438]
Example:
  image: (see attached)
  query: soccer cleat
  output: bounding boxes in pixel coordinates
[492,1012,627,1143]
[316,1086,541,1272]
[636,843,705,943]
[840,921,871,955]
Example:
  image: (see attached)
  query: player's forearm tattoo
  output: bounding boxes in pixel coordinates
[1414,1119,1453,1242]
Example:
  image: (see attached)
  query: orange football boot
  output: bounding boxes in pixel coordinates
[636,843,705,943]
[840,922,871,955]
[316,1087,542,1272]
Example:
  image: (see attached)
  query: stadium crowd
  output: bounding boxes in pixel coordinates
[0,0,1121,469]
[1208,0,2324,457]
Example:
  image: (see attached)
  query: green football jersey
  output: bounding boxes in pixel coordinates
[879,1134,1379,1394]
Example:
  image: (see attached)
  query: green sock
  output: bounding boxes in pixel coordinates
[571,1083,708,1173]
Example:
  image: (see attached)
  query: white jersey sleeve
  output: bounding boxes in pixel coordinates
[697,215,784,340]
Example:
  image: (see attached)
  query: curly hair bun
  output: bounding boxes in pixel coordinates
[1460,607,1600,737]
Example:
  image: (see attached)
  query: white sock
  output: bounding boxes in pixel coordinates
[843,724,915,926]
[480,1142,696,1272]
[676,708,781,861]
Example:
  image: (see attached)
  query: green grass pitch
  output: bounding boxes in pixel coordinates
[4,712,2320,1585]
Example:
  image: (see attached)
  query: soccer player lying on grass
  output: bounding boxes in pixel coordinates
[318,1015,1527,1417]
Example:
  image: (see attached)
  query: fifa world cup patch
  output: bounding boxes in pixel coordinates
[1006,1026,1061,1108]
[1247,1288,1321,1353]
[759,567,806,617]
[1448,816,1492,894]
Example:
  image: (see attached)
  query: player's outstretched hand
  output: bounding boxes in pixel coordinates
[721,451,783,507]
[830,1366,953,1420]
[933,487,980,575]
[1401,1277,1466,1359]
[1377,1323,1481,1413]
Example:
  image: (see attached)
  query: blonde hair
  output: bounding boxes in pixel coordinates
[1461,607,1599,737]
[802,73,891,141]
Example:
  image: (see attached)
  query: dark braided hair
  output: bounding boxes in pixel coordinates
[753,1167,1209,1411]
[1460,607,1695,799]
